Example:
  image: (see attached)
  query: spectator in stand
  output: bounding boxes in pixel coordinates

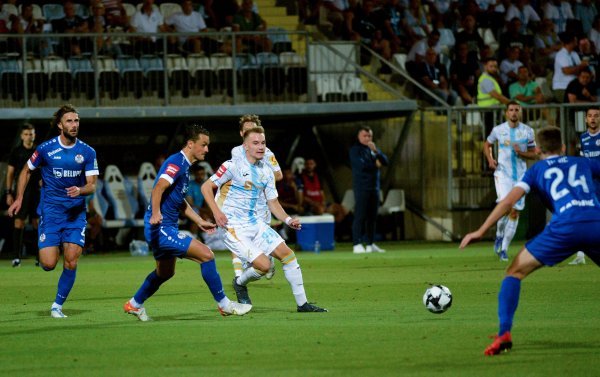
[500,46,523,86]
[471,0,498,30]
[575,0,598,36]
[429,0,459,28]
[232,0,272,53]
[402,0,430,45]
[454,14,484,60]
[534,18,561,75]
[212,0,239,29]
[565,68,597,103]
[130,0,168,56]
[52,1,93,57]
[417,47,457,106]
[450,41,480,105]
[348,0,392,63]
[405,29,441,77]
[197,0,218,29]
[478,57,511,136]
[590,16,600,54]
[543,0,573,34]
[276,167,303,215]
[298,0,321,25]
[498,17,534,62]
[381,0,408,54]
[166,0,208,55]
[509,66,543,105]
[88,1,122,57]
[322,0,352,39]
[505,0,540,34]
[297,158,347,223]
[8,1,45,56]
[553,32,588,103]
[578,37,600,95]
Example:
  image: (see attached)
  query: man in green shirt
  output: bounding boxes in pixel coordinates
[509,66,543,105]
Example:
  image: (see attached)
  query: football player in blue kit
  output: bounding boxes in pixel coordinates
[570,107,600,265]
[124,125,252,321]
[8,104,99,318]
[461,126,600,356]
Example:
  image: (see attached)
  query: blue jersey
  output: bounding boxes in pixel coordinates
[580,131,600,159]
[516,155,600,225]
[145,151,190,226]
[27,136,99,209]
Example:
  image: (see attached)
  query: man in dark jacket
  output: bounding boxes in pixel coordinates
[349,126,389,254]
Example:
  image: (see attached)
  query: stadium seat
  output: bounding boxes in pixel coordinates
[159,3,182,20]
[378,189,405,240]
[137,162,156,209]
[210,53,233,96]
[0,58,23,101]
[187,54,214,97]
[45,56,72,100]
[393,53,407,70]
[341,189,355,213]
[42,3,64,21]
[280,52,307,95]
[257,52,285,96]
[25,58,49,101]
[316,75,343,102]
[340,74,368,102]
[122,3,136,18]
[139,55,166,97]
[68,57,95,100]
[236,53,262,96]
[166,54,191,98]
[98,57,121,100]
[1,4,18,18]
[116,56,143,98]
[103,165,143,227]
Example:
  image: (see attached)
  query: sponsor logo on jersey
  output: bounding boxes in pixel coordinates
[30,151,39,163]
[75,154,84,164]
[216,164,227,178]
[177,232,186,239]
[269,155,278,166]
[47,148,62,157]
[165,163,180,178]
[53,168,82,178]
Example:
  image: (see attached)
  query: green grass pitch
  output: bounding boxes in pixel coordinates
[0,241,598,376]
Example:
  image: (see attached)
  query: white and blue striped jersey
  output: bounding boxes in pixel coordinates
[210,155,278,228]
[487,122,535,181]
[28,136,98,209]
[144,151,190,226]
[516,156,600,224]
[231,145,280,224]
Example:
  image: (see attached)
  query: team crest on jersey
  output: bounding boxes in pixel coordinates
[503,140,510,146]
[269,155,278,166]
[39,233,46,242]
[93,159,98,169]
[53,168,63,178]
[75,154,84,164]
[596,139,600,146]
[177,232,186,239]
[216,164,227,178]
[165,163,180,178]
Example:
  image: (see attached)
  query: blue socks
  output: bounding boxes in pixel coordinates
[200,259,226,302]
[133,270,168,305]
[498,276,521,335]
[55,268,76,305]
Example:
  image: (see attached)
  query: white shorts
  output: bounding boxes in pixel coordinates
[223,221,284,264]
[494,174,525,211]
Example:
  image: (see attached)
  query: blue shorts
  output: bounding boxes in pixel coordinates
[145,224,193,260]
[526,220,600,266]
[38,203,87,248]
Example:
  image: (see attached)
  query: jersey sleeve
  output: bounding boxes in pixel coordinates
[85,148,99,176]
[486,127,498,144]
[159,161,184,185]
[210,160,234,188]
[527,127,536,149]
[264,170,278,201]
[264,148,281,173]
[26,147,44,171]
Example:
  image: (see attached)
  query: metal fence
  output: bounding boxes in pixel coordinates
[0,31,405,108]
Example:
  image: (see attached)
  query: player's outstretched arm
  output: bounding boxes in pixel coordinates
[459,187,525,249]
[7,165,32,217]
[201,179,228,227]
[183,199,216,233]
[268,198,301,230]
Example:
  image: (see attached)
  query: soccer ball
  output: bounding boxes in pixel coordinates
[423,285,452,314]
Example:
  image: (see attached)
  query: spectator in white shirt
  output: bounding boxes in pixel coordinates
[505,0,540,33]
[552,32,589,102]
[543,0,573,34]
[130,0,167,55]
[166,0,207,55]
[500,46,523,85]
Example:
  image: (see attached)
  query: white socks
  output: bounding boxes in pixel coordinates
[502,216,519,252]
[237,267,264,286]
[282,259,307,306]
[232,257,243,278]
